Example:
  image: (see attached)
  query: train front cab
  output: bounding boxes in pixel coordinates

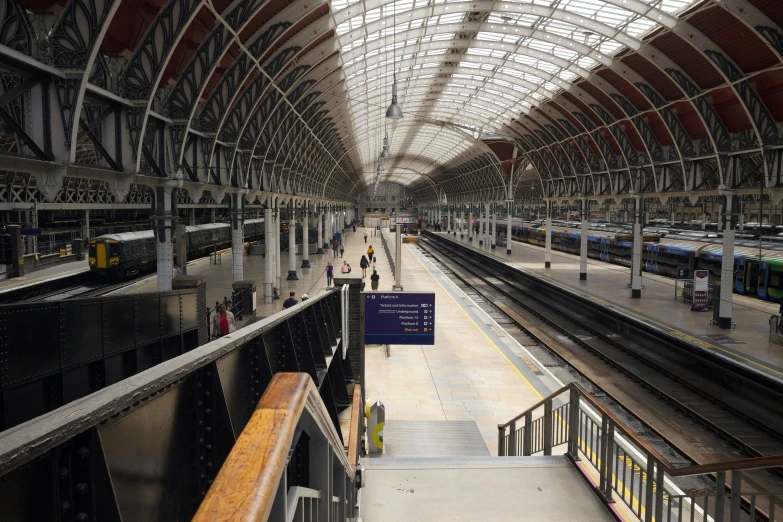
[89,238,120,275]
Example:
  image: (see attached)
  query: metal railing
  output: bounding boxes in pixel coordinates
[498,383,783,522]
[380,230,395,277]
[0,290,351,522]
[194,373,363,522]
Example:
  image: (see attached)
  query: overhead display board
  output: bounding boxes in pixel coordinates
[364,292,435,345]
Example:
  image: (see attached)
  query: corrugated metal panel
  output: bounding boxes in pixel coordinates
[688,6,778,74]
[651,33,724,89]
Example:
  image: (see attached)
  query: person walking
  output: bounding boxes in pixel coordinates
[283,291,298,310]
[370,269,380,290]
[339,241,344,257]
[360,255,369,278]
[363,229,368,243]
[367,245,375,265]
[341,260,351,273]
[326,261,334,287]
[212,303,236,338]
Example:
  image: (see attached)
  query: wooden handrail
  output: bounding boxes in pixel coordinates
[347,386,362,470]
[193,373,353,522]
[499,382,783,478]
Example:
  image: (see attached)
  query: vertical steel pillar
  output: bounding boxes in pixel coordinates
[545,201,552,268]
[506,200,513,255]
[190,209,196,226]
[631,195,643,298]
[491,204,497,248]
[701,202,707,230]
[580,199,588,281]
[231,193,244,282]
[82,209,90,241]
[210,208,216,223]
[484,202,490,250]
[316,210,324,254]
[264,206,274,303]
[394,218,402,290]
[276,205,282,293]
[154,185,176,292]
[468,206,473,242]
[719,194,735,329]
[301,206,310,268]
[287,206,298,280]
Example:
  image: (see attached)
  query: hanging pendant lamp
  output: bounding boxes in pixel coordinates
[381,135,391,158]
[386,77,403,119]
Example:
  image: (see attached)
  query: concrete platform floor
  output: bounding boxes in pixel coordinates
[361,456,614,522]
[365,230,558,453]
[113,225,397,317]
[0,259,89,293]
[436,230,783,382]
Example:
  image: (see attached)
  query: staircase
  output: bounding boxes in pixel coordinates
[357,383,783,522]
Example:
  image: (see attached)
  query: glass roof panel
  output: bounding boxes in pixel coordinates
[329,0,699,185]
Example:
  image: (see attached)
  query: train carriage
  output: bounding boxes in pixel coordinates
[90,218,267,279]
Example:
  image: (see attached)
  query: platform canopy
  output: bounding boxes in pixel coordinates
[0,0,782,207]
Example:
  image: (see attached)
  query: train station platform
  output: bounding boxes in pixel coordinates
[0,258,89,293]
[434,231,783,382]
[111,226,378,317]
[365,228,560,453]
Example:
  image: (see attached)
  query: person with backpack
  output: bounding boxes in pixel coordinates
[370,269,380,291]
[341,260,351,273]
[360,255,369,278]
[367,245,374,260]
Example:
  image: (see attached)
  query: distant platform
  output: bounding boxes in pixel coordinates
[433,231,783,382]
[0,259,89,294]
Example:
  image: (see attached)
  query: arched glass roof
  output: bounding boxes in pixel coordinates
[327,0,698,186]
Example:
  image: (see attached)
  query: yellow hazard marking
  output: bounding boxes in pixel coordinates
[372,421,384,450]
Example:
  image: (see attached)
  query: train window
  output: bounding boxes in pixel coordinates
[770,271,782,290]
[109,242,120,256]
[89,243,97,257]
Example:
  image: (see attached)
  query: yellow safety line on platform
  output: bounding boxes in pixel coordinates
[447,235,783,380]
[409,245,544,401]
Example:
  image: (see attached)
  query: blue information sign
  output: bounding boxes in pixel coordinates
[364,292,435,345]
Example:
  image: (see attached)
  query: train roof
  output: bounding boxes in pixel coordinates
[93,230,155,241]
[186,223,230,232]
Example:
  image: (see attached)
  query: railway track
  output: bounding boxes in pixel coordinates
[18,279,141,302]
[419,234,783,501]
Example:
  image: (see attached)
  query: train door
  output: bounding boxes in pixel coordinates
[758,262,769,300]
[737,259,759,295]
[96,242,108,268]
[745,260,759,295]
[599,238,610,262]
[735,258,746,294]
[645,244,658,274]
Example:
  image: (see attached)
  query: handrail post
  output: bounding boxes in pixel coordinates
[730,470,742,522]
[543,400,553,456]
[508,420,517,456]
[567,387,580,461]
[644,458,655,522]
[599,416,610,498]
[523,412,533,455]
[654,460,665,522]
[498,425,506,456]
[603,419,615,503]
[715,471,726,521]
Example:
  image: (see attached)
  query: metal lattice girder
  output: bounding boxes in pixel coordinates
[2,0,783,208]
